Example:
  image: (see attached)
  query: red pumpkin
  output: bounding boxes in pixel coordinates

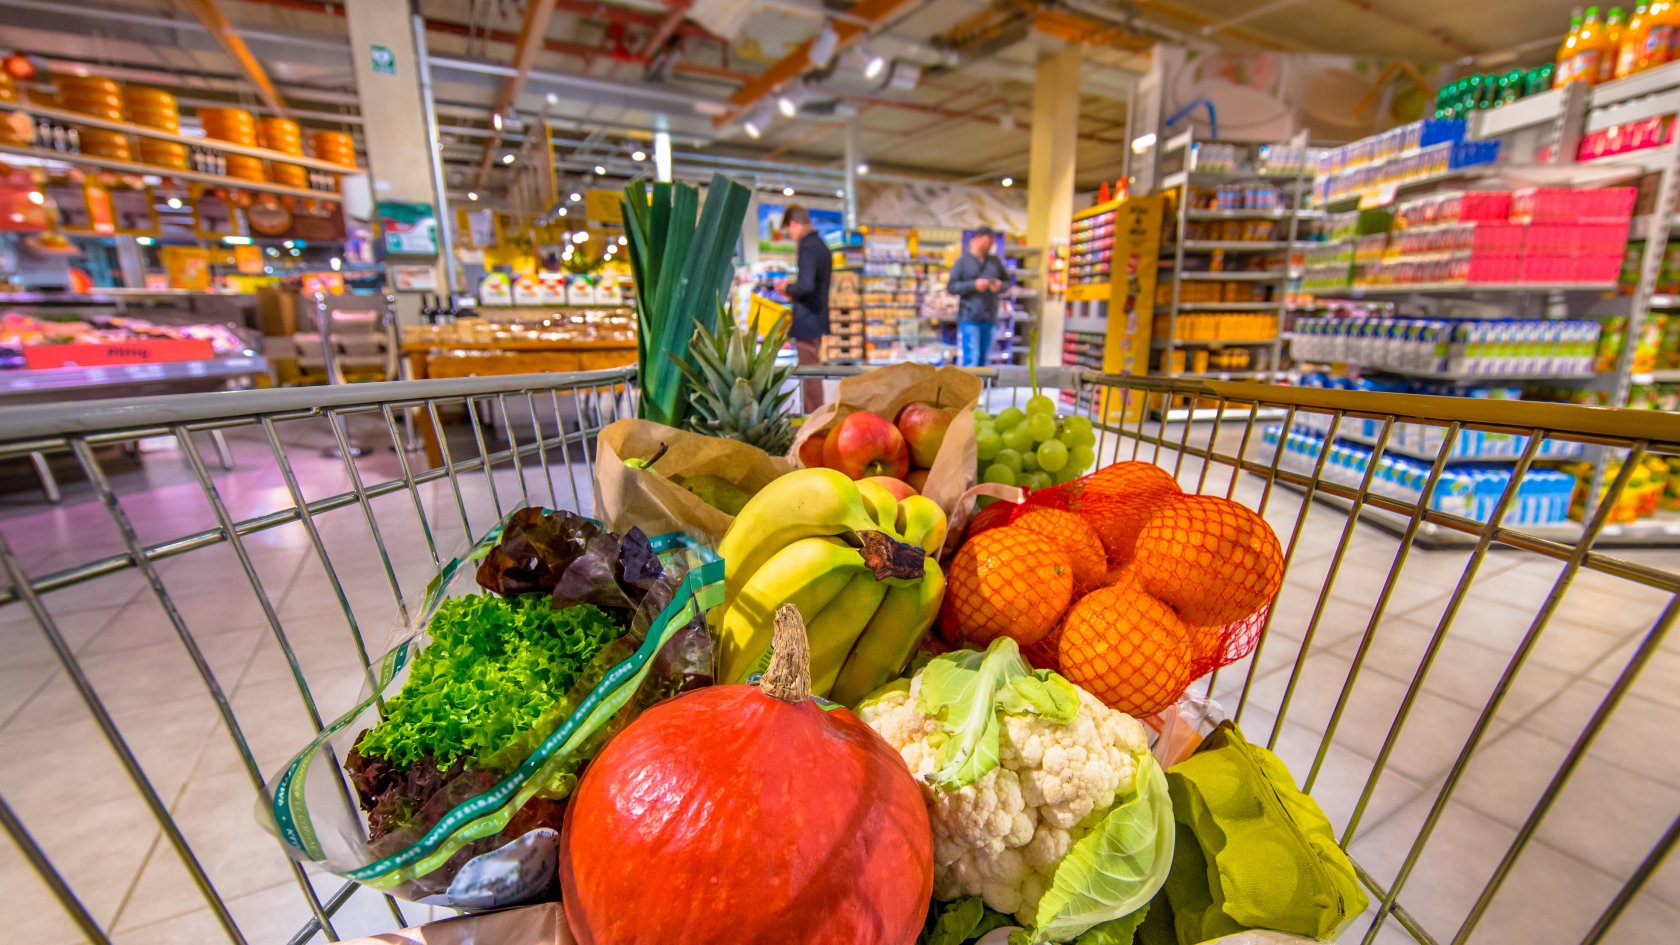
[561,606,933,945]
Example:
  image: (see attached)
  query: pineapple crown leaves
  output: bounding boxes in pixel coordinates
[670,300,797,454]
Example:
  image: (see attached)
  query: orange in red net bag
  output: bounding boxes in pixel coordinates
[953,461,1283,712]
[938,527,1074,649]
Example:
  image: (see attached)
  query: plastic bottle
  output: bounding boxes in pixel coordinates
[1557,8,1585,87]
[1601,7,1627,82]
[1617,3,1649,77]
[1643,0,1674,70]
[1571,8,1608,86]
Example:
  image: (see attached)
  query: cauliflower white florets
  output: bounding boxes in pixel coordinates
[857,676,1148,924]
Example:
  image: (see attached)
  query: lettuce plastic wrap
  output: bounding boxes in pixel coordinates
[261,508,723,909]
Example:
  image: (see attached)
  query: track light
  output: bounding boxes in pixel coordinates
[809,20,840,68]
[783,187,795,196]
[501,153,516,164]
[856,162,870,175]
[855,43,886,80]
[777,93,798,118]
[594,164,606,175]
[570,192,582,202]
[467,191,478,201]
[744,118,762,138]
[1001,177,1013,187]
[631,149,646,161]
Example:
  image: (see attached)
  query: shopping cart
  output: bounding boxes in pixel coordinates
[0,365,1675,945]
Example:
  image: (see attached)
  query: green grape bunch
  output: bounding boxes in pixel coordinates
[972,393,1099,493]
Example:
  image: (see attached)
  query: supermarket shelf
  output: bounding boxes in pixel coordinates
[1589,58,1680,108]
[1177,369,1280,380]
[1328,427,1585,465]
[1170,241,1292,253]
[1064,315,1108,334]
[1470,88,1569,138]
[1184,208,1292,221]
[1161,301,1280,312]
[0,355,269,398]
[1338,282,1617,295]
[1318,162,1637,211]
[0,100,361,174]
[1176,271,1287,283]
[1352,364,1598,383]
[1630,370,1680,383]
[1152,338,1279,349]
[1278,480,1680,549]
[0,143,344,202]
[1647,294,1680,308]
[1158,170,1309,190]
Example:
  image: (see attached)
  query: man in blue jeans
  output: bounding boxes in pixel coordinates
[947,226,1011,367]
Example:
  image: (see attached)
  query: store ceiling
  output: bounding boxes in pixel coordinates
[0,0,1581,205]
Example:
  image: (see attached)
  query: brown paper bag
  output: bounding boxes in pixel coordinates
[339,902,573,944]
[594,419,794,546]
[789,363,982,522]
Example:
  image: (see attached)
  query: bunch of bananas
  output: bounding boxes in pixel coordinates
[715,468,947,706]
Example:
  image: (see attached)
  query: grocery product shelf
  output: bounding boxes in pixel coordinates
[1150,338,1278,349]
[1341,364,1597,384]
[1326,427,1587,464]
[1158,170,1310,190]
[1176,271,1288,283]
[0,100,361,174]
[1340,282,1618,295]
[1630,370,1680,383]
[0,143,344,202]
[1170,240,1292,253]
[1158,406,1290,422]
[1184,208,1292,221]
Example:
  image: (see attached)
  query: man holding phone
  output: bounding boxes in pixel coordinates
[946,226,1012,367]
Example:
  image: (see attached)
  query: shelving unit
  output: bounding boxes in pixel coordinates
[1289,64,1680,543]
[825,265,865,364]
[1153,131,1309,398]
[0,100,356,203]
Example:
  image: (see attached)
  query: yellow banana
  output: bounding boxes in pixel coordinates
[716,536,867,683]
[807,569,892,698]
[854,480,903,535]
[830,557,946,707]
[896,495,948,556]
[717,467,881,602]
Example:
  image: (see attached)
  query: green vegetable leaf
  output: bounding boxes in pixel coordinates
[1031,753,1174,943]
[1072,905,1149,945]
[920,897,1016,945]
[918,639,1081,791]
[997,669,1081,722]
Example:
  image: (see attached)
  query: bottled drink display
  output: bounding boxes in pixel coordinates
[1556,8,1584,87]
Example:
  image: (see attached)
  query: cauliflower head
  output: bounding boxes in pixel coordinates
[858,666,1149,925]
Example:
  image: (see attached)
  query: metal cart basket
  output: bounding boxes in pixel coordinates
[0,365,1675,945]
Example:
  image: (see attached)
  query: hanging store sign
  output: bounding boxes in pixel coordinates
[193,193,239,240]
[370,44,397,76]
[585,189,623,226]
[377,200,439,256]
[233,243,265,275]
[45,182,113,235]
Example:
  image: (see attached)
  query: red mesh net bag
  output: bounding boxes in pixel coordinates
[937,527,1074,650]
[958,462,1283,707]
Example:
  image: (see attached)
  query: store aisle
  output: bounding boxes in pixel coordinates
[1,413,1677,945]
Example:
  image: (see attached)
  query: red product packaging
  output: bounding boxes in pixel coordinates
[1571,253,1624,284]
[1467,253,1521,283]
[23,339,215,369]
[1471,222,1526,254]
[1578,221,1632,253]
[1459,191,1512,222]
[1524,224,1579,255]
[1519,255,1573,283]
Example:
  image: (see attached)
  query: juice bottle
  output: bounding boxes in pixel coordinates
[1617,3,1649,78]
[1557,9,1584,86]
[1643,0,1673,70]
[1571,7,1608,85]
[1601,7,1627,82]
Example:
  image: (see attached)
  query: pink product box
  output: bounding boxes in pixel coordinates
[1525,224,1579,255]
[1571,253,1624,283]
[1467,254,1521,283]
[1519,255,1574,283]
[1460,191,1513,222]
[1511,186,1638,222]
[1578,221,1632,253]
[1471,222,1525,254]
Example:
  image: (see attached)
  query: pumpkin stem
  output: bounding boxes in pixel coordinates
[761,604,812,704]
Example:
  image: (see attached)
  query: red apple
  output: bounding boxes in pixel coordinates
[798,432,827,469]
[905,469,931,493]
[861,475,917,500]
[896,402,957,469]
[823,411,910,479]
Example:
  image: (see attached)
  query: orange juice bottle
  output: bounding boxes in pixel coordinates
[1557,9,1585,86]
[1572,7,1609,85]
[1601,8,1627,81]
[1618,4,1650,78]
[1644,0,1674,69]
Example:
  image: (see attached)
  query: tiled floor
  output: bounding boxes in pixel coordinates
[1,404,1676,945]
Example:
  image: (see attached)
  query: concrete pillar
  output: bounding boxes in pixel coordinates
[344,0,450,324]
[1027,44,1081,368]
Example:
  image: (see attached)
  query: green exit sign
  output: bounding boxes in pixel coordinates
[370,44,396,76]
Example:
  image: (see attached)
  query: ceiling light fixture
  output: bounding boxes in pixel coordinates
[594,164,606,175]
[1001,177,1013,187]
[467,191,478,201]
[887,61,922,91]
[865,49,886,80]
[559,207,568,216]
[573,231,589,243]
[631,149,646,161]
[835,189,845,198]
[501,153,516,164]
[166,197,183,209]
[617,235,627,245]
[856,162,870,175]
[570,192,582,202]
[1130,132,1157,155]
[783,186,795,196]
[809,20,840,68]
[492,112,503,131]
[744,119,763,139]
[777,93,798,118]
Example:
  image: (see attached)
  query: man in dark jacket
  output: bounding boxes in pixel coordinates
[773,204,831,410]
[947,226,1011,367]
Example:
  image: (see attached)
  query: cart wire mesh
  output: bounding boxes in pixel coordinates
[0,364,1674,945]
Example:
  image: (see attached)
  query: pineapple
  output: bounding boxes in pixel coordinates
[673,303,796,454]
